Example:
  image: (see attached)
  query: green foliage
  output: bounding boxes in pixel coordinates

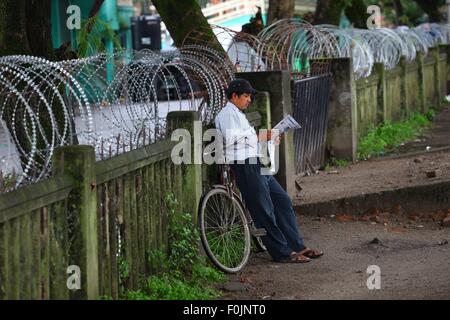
[148,249,169,272]
[325,157,349,170]
[0,172,18,190]
[76,15,122,57]
[191,262,226,284]
[361,0,447,26]
[164,193,200,273]
[425,108,436,121]
[120,192,225,300]
[122,266,223,300]
[118,255,130,296]
[357,109,436,160]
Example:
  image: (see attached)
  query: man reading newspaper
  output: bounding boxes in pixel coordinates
[215,78,323,263]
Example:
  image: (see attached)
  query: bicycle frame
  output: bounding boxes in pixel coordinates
[220,164,235,199]
[217,164,265,238]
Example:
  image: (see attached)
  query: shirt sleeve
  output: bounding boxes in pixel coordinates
[216,111,255,147]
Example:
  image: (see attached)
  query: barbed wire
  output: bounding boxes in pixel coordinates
[255,19,450,79]
[1,21,449,191]
[0,46,234,191]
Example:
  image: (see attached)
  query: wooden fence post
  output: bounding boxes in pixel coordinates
[53,146,99,300]
[326,59,358,163]
[166,111,202,223]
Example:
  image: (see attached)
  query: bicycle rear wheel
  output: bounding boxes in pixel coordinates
[198,187,251,273]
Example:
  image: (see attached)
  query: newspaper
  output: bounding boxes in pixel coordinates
[267,115,301,173]
[272,115,301,137]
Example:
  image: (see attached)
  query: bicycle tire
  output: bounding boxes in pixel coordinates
[198,187,251,273]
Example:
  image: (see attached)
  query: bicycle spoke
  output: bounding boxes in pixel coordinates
[200,188,251,272]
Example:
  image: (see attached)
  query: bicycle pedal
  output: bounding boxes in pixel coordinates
[251,228,267,237]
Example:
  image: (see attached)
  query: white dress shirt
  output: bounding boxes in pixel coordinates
[215,101,262,163]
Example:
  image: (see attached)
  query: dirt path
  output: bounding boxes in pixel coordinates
[293,105,450,206]
[218,106,450,300]
[294,148,450,205]
[219,215,450,300]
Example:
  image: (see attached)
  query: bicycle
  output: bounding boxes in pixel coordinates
[198,163,267,273]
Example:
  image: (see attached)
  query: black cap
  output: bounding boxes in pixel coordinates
[226,79,258,97]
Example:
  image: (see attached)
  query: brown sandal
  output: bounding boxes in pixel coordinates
[279,253,310,263]
[298,248,324,259]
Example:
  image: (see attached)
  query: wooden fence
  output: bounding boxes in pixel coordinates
[354,46,449,139]
[0,109,263,300]
[0,111,202,300]
[327,45,450,160]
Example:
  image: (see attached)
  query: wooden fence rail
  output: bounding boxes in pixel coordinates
[0,109,263,300]
[0,111,202,300]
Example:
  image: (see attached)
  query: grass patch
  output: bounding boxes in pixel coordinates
[325,157,350,171]
[122,263,225,300]
[119,193,226,300]
[357,109,436,160]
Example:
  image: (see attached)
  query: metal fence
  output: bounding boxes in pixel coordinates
[292,73,332,174]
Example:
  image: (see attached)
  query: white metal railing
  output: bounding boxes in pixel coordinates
[202,0,267,24]
[117,0,133,6]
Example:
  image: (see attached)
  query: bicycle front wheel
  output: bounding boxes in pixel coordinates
[199,187,251,273]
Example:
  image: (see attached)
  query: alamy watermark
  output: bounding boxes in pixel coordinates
[66,5,81,30]
[170,121,280,175]
[66,265,81,290]
[367,5,382,29]
[366,265,381,290]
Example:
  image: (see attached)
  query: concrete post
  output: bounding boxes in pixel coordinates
[246,91,271,130]
[374,63,387,123]
[327,59,358,162]
[417,52,427,113]
[53,146,99,300]
[437,45,449,106]
[166,111,202,223]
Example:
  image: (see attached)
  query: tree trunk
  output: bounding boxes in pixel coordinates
[0,0,70,170]
[151,0,225,55]
[0,0,31,56]
[267,0,294,25]
[86,0,105,34]
[0,0,55,59]
[392,0,404,23]
[314,0,370,27]
[414,0,445,22]
[25,0,55,60]
[345,0,368,28]
[313,0,346,26]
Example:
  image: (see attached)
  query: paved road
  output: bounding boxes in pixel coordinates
[220,215,450,300]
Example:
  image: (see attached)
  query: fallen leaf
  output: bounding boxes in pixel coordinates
[336,214,354,222]
[443,216,450,227]
[393,204,403,214]
[359,215,371,222]
[388,227,407,233]
[371,208,380,216]
[240,277,253,284]
[431,212,446,222]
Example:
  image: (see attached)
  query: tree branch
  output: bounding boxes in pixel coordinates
[86,0,105,34]
[414,0,445,22]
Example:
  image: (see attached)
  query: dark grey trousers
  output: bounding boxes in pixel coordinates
[230,158,306,261]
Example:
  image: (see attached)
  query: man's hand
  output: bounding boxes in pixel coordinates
[258,129,282,144]
[274,134,281,145]
[257,129,272,142]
